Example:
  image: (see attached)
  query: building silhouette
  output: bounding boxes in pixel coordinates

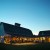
[0,22,50,44]
[0,22,33,37]
[39,30,50,36]
[0,22,33,43]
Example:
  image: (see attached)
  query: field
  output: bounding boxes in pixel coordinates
[0,43,50,50]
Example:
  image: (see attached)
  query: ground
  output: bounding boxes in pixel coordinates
[0,43,50,50]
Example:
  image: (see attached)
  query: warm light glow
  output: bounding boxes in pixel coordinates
[4,35,11,44]
[1,36,4,38]
[12,37,17,41]
[0,35,50,45]
[48,37,50,42]
[42,37,45,40]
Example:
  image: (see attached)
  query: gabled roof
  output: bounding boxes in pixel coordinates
[0,22,33,37]
[38,30,50,36]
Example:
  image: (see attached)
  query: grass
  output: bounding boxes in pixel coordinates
[0,43,50,50]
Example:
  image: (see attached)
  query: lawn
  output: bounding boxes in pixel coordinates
[0,43,50,50]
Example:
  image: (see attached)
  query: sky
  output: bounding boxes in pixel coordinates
[0,0,50,35]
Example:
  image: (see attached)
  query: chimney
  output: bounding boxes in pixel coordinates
[15,23,21,27]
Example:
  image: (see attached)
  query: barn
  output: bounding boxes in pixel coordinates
[0,22,33,44]
[0,22,50,44]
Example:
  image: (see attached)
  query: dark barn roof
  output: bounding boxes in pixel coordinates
[38,30,50,36]
[0,22,33,37]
